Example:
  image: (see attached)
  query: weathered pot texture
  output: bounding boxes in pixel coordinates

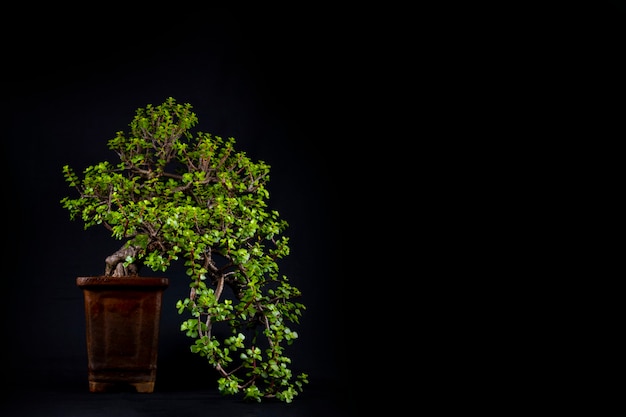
[76,276,169,393]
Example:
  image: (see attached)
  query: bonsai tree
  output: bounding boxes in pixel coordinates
[61,97,308,403]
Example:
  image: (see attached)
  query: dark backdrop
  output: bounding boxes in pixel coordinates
[0,6,367,413]
[5,3,626,416]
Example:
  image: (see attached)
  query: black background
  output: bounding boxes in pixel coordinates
[4,2,626,416]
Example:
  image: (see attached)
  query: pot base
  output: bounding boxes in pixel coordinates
[89,380,155,393]
[87,368,158,393]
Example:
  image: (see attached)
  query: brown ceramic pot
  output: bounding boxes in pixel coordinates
[76,276,169,393]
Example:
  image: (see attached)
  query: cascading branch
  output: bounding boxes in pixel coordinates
[61,97,308,402]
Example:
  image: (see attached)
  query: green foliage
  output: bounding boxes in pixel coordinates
[61,97,307,402]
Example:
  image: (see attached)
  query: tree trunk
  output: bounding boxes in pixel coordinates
[105,244,142,276]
